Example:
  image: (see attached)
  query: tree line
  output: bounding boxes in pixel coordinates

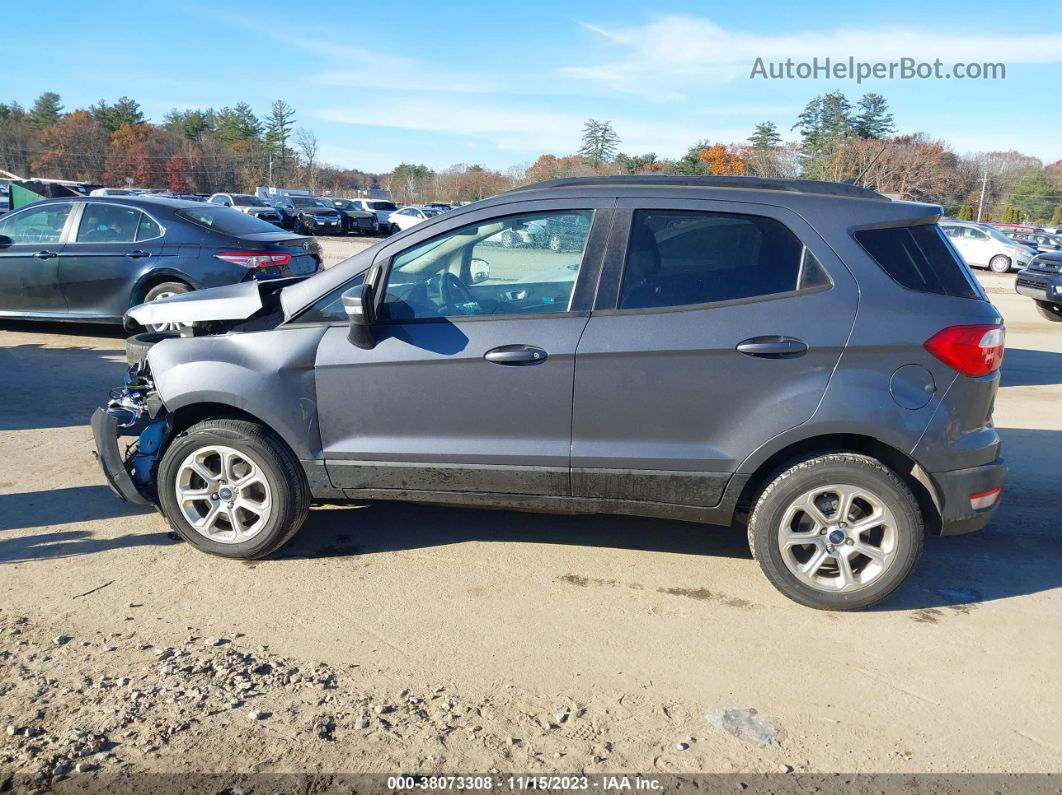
[1,90,1060,224]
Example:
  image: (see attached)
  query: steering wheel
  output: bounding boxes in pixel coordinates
[435,272,480,315]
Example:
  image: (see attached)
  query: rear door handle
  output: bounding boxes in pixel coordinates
[33,250,58,259]
[736,335,808,359]
[484,345,548,366]
[125,250,151,259]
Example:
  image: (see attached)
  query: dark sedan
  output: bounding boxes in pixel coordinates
[0,196,321,328]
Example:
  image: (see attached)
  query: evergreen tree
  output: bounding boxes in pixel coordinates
[28,92,63,130]
[1050,205,1062,226]
[853,93,895,139]
[578,119,620,168]
[91,96,145,133]
[748,121,782,150]
[214,103,262,143]
[957,204,974,221]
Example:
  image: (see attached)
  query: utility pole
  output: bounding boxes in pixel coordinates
[976,169,988,223]
[268,151,273,187]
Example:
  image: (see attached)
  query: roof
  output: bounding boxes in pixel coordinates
[29,194,205,210]
[505,175,888,201]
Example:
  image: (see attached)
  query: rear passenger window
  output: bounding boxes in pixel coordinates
[136,213,161,241]
[618,210,825,310]
[855,225,979,299]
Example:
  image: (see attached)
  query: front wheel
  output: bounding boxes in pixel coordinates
[747,453,924,610]
[989,255,1012,273]
[1035,300,1062,322]
[157,419,310,559]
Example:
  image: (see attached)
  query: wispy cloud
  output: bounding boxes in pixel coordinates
[564,14,1062,99]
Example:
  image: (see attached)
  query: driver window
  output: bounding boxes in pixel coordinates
[0,203,73,244]
[379,209,594,321]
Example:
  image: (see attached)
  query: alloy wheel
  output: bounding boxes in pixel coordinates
[777,484,898,593]
[175,444,273,544]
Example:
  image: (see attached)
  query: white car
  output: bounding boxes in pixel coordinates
[349,199,399,230]
[387,206,446,234]
[89,187,137,197]
[940,221,1035,273]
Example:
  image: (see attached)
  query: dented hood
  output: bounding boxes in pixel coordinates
[125,278,303,327]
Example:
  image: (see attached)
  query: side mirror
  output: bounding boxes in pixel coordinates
[0,235,11,246]
[342,283,376,349]
[470,257,490,284]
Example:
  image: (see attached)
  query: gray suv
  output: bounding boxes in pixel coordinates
[92,176,1007,610]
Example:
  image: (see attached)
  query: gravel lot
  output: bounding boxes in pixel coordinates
[0,249,1060,787]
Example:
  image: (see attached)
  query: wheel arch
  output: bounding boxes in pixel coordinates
[735,433,942,534]
[130,270,196,308]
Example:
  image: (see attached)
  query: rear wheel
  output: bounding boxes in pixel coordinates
[748,453,924,610]
[1035,300,1062,322]
[989,255,1012,273]
[157,419,310,559]
[142,281,191,333]
[548,234,563,252]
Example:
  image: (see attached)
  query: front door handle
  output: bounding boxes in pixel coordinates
[125,250,151,259]
[33,250,58,259]
[484,345,548,366]
[736,335,808,359]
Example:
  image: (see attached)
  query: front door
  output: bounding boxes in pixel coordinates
[314,201,612,497]
[59,202,165,319]
[0,201,74,315]
[571,200,858,507]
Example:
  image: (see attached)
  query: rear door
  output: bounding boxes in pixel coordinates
[0,201,74,315]
[312,199,613,497]
[571,199,858,507]
[59,202,165,319]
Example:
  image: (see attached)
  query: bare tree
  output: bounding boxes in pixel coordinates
[294,128,319,194]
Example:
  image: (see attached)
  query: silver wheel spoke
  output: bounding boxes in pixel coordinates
[799,545,830,577]
[198,502,223,533]
[836,553,855,589]
[849,511,885,536]
[850,542,885,564]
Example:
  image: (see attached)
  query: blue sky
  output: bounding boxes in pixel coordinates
[6,0,1061,172]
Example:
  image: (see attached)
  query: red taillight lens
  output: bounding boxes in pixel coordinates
[214,251,292,269]
[924,324,1005,377]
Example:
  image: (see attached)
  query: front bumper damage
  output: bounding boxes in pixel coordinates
[91,363,169,505]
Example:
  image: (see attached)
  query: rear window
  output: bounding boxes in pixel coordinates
[855,225,980,299]
[176,207,281,236]
[369,201,398,211]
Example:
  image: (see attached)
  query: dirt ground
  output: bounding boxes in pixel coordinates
[0,248,1060,788]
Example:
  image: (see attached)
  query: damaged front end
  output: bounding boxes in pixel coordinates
[91,360,170,505]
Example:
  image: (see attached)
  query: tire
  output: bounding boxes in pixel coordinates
[1035,300,1062,322]
[747,453,924,610]
[295,219,307,235]
[501,230,516,248]
[548,234,562,252]
[989,255,1012,273]
[389,224,400,236]
[157,419,310,559]
[126,331,178,366]
[142,281,191,333]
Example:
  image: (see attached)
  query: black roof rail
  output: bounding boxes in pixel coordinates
[504,175,888,201]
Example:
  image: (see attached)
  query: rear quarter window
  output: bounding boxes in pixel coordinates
[855,224,981,299]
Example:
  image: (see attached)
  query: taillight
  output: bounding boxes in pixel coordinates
[214,251,292,269]
[924,324,1005,377]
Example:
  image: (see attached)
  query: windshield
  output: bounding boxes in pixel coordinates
[332,200,351,209]
[233,195,267,207]
[176,207,284,235]
[986,227,1018,244]
[292,197,331,208]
